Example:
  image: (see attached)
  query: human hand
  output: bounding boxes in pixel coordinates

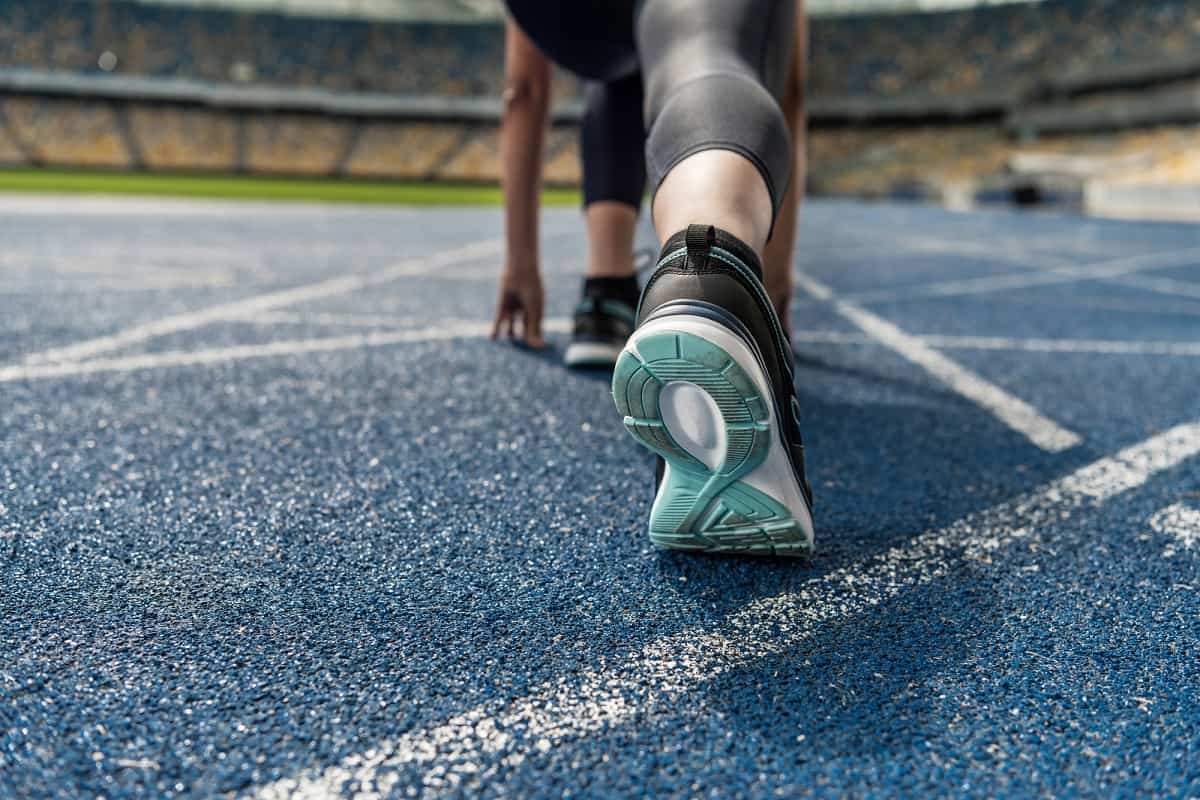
[490,264,545,348]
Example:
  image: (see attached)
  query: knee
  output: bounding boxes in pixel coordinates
[503,76,549,113]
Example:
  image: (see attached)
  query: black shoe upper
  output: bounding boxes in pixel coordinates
[572,278,638,348]
[639,224,813,509]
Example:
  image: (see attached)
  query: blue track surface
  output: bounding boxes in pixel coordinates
[1,196,1198,798]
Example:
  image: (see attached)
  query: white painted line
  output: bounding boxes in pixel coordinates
[863,294,1200,318]
[1148,503,1200,557]
[250,422,1200,799]
[843,246,1200,305]
[865,233,1079,266]
[18,238,506,366]
[247,312,575,332]
[0,194,426,217]
[1069,297,1200,316]
[800,229,1114,265]
[791,330,872,344]
[0,273,236,294]
[0,319,573,383]
[6,328,479,382]
[1105,273,1200,301]
[793,330,1200,357]
[250,311,435,328]
[919,333,1200,357]
[795,273,1082,452]
[12,320,1192,384]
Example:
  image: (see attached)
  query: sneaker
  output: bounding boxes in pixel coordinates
[564,277,639,369]
[611,224,814,556]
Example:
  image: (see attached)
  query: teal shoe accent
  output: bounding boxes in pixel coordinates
[612,330,811,556]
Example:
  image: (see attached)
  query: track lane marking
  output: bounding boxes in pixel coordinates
[792,330,1200,356]
[17,237,507,366]
[0,319,573,382]
[796,274,1082,452]
[841,246,1200,305]
[250,422,1200,799]
[248,311,576,331]
[249,311,446,328]
[1105,273,1200,301]
[1148,503,1200,557]
[0,273,237,293]
[915,333,1200,356]
[8,323,1197,384]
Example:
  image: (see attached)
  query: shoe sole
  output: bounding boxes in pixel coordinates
[612,313,814,556]
[565,341,623,369]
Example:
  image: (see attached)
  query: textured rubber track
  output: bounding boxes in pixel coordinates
[612,330,812,556]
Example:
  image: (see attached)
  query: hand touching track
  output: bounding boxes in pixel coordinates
[491,263,546,348]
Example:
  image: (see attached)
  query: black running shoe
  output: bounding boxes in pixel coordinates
[564,279,638,369]
[611,224,814,556]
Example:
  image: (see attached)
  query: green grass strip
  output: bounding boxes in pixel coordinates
[0,169,581,206]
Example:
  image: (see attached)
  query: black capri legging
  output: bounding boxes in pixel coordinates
[506,0,795,220]
[581,73,646,209]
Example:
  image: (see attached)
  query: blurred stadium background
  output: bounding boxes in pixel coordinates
[2,0,1200,218]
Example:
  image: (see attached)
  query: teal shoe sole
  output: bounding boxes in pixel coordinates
[612,329,812,556]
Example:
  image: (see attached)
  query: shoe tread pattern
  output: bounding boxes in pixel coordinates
[612,330,811,556]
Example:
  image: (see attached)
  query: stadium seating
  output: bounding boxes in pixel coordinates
[129,106,237,171]
[0,123,25,166]
[435,127,502,184]
[1,0,1198,195]
[2,0,1198,98]
[2,96,132,168]
[806,125,1012,197]
[541,129,583,187]
[243,113,352,175]
[344,122,466,179]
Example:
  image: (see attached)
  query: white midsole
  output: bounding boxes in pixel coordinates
[565,341,623,365]
[628,314,815,545]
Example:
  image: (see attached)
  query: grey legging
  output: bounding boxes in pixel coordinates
[505,0,795,220]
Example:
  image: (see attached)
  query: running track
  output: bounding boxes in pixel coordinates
[2,196,1198,798]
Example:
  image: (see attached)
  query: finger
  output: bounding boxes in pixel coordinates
[490,305,504,341]
[524,305,544,349]
[506,307,517,339]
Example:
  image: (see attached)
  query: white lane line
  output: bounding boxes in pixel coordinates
[793,330,1200,357]
[1105,273,1200,301]
[795,274,1082,452]
[920,333,1200,356]
[0,319,573,383]
[18,238,506,366]
[841,246,1200,305]
[791,330,873,344]
[864,294,1200,318]
[0,194,426,217]
[1148,503,1200,558]
[249,311,433,328]
[245,312,574,332]
[250,422,1200,799]
[12,322,1189,384]
[0,273,237,294]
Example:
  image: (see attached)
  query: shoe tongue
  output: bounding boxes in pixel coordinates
[658,225,764,281]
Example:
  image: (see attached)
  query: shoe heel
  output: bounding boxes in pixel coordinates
[612,323,811,556]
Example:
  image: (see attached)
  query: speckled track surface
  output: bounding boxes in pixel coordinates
[2,195,1198,798]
